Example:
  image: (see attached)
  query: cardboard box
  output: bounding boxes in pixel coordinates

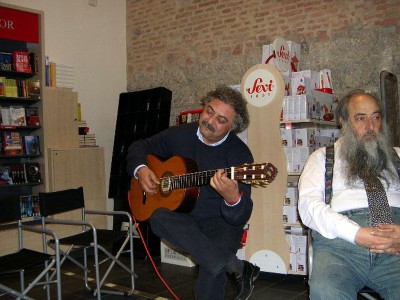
[283,205,299,224]
[296,94,314,120]
[292,147,313,173]
[280,128,295,147]
[160,240,196,268]
[291,70,319,95]
[319,69,334,92]
[311,89,336,121]
[285,185,298,206]
[295,128,317,149]
[284,147,294,173]
[261,41,301,76]
[286,234,307,253]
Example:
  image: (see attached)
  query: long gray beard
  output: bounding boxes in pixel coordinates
[339,123,398,187]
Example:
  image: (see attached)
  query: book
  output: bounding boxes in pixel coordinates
[2,131,23,155]
[0,52,12,71]
[25,106,40,126]
[24,135,40,155]
[4,78,18,97]
[29,52,38,74]
[49,62,56,87]
[1,107,10,125]
[9,106,26,126]
[12,50,32,73]
[0,165,13,185]
[10,163,26,184]
[0,77,5,96]
[20,195,29,217]
[24,162,41,183]
[27,79,40,98]
[45,56,50,87]
[20,195,40,217]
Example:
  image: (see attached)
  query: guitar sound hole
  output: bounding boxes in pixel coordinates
[160,171,173,196]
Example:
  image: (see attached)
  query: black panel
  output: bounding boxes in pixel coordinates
[109,87,172,200]
[109,87,172,256]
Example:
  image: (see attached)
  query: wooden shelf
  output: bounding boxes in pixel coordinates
[0,96,40,106]
[0,125,41,131]
[280,119,336,126]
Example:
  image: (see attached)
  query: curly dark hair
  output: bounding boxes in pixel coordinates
[199,85,249,133]
[335,89,382,126]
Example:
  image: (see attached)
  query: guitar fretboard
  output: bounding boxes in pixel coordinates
[161,168,232,191]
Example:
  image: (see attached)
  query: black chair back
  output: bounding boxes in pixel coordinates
[0,195,21,224]
[39,186,85,217]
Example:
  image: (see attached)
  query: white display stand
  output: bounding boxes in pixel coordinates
[241,64,289,273]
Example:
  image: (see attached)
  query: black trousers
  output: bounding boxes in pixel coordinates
[149,207,243,300]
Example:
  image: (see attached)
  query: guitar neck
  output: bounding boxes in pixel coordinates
[162,168,231,190]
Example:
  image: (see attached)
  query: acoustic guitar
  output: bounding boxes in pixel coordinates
[129,154,278,221]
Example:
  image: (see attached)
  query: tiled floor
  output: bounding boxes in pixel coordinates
[0,252,310,299]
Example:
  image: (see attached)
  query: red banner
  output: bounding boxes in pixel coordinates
[0,6,39,44]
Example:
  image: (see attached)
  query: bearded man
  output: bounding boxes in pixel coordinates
[298,90,400,300]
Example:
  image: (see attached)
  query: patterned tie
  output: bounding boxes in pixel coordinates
[363,176,393,227]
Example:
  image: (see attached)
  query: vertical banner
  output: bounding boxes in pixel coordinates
[241,64,289,273]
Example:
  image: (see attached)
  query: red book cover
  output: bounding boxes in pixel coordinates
[12,51,32,73]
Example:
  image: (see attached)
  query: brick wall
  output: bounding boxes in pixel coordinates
[126,0,400,122]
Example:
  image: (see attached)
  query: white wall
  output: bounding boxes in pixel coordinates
[2,0,127,219]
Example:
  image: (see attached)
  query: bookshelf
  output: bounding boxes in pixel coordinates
[0,3,44,206]
[0,4,108,255]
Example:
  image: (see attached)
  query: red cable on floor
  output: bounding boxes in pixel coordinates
[128,192,181,300]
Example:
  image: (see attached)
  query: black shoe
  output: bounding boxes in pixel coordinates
[232,261,260,300]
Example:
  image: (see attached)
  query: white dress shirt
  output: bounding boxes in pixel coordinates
[298,139,400,244]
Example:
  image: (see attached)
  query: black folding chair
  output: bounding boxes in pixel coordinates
[0,195,61,300]
[38,187,135,299]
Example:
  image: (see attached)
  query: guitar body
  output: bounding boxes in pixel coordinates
[129,155,200,221]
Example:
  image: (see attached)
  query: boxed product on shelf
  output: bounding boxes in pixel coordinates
[25,106,40,126]
[0,52,12,71]
[20,195,40,217]
[280,128,295,147]
[2,131,23,155]
[291,70,319,96]
[9,106,26,126]
[295,94,314,120]
[12,51,32,73]
[283,205,300,224]
[23,135,40,155]
[285,95,295,120]
[160,239,196,267]
[292,147,314,173]
[311,89,336,121]
[285,185,298,205]
[287,234,307,254]
[318,69,334,93]
[0,165,13,184]
[283,147,295,173]
[27,79,41,98]
[295,128,317,149]
[286,234,308,273]
[261,40,301,76]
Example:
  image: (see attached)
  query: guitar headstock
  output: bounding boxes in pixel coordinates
[233,162,278,187]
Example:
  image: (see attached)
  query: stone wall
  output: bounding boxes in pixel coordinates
[126,0,400,123]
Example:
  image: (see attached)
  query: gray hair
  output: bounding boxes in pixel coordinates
[200,86,249,133]
[335,89,382,127]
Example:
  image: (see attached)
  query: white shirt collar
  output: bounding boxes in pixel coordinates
[196,126,230,146]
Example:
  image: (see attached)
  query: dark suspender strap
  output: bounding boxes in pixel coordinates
[393,150,400,181]
[325,145,335,205]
